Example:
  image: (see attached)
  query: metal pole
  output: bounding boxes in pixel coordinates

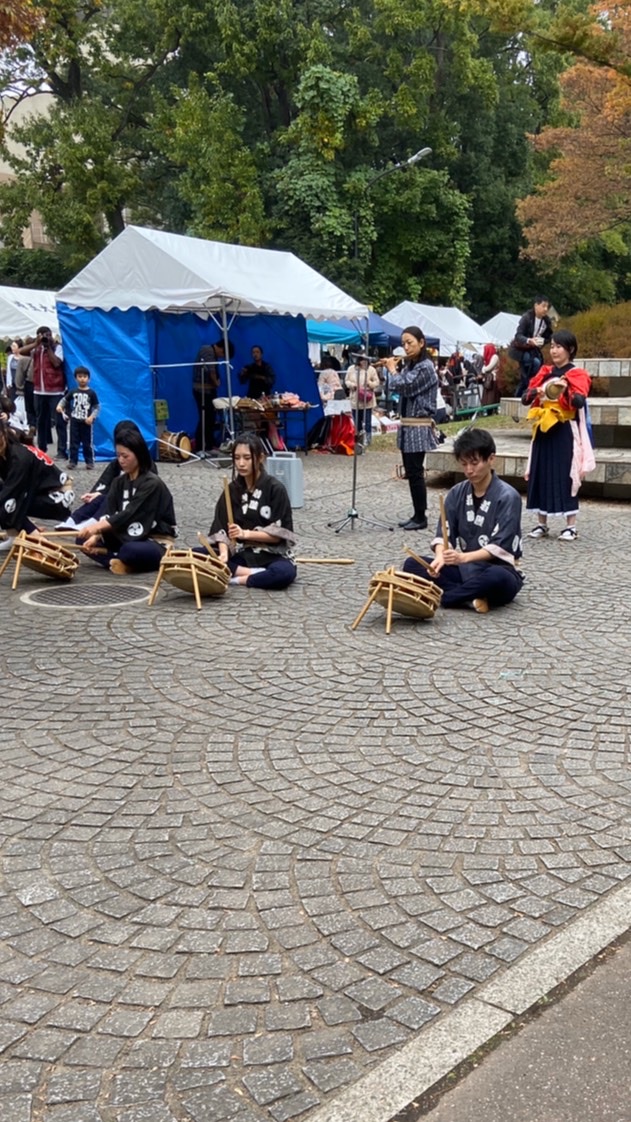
[220,297,234,437]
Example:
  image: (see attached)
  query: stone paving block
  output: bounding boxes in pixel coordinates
[110,1070,169,1104]
[243,1032,294,1065]
[0,1095,34,1122]
[269,1091,321,1121]
[12,1028,78,1062]
[207,1008,258,1036]
[302,1057,362,1092]
[46,1069,102,1103]
[387,995,440,1029]
[265,1003,312,1031]
[431,977,475,1005]
[351,1017,410,1052]
[242,1067,303,1105]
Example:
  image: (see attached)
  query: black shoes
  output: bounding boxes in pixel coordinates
[399,518,428,531]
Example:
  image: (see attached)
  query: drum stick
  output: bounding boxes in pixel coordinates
[403,546,433,573]
[197,532,215,555]
[439,495,449,549]
[223,476,234,526]
[34,529,79,538]
[296,557,355,565]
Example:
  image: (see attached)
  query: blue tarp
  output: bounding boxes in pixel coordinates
[56,306,323,458]
[306,312,439,349]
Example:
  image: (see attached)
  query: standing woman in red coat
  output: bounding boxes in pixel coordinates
[523,330,594,542]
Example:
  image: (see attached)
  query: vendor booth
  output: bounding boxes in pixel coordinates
[56,226,369,458]
[0,285,59,339]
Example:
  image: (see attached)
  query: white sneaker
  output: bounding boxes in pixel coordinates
[0,537,15,552]
[54,517,77,530]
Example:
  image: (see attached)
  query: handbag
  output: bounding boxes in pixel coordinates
[357,385,373,404]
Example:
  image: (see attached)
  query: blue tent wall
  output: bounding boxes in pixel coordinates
[57,304,322,457]
[56,305,156,459]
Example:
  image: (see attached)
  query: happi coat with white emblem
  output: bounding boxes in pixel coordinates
[431,472,523,570]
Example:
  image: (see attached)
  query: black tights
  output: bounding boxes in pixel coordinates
[402,451,427,521]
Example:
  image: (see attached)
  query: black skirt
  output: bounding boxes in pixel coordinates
[527,420,578,516]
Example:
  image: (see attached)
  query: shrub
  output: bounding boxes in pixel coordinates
[559,303,631,357]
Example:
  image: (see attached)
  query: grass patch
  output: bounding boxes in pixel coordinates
[369,412,526,452]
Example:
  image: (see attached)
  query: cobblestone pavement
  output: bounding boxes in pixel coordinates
[1,447,630,1122]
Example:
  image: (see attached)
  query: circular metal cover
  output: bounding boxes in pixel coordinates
[20,582,150,609]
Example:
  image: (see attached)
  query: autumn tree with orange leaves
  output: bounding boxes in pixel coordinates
[518,2,631,262]
[0,0,38,49]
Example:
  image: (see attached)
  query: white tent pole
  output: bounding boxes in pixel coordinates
[220,297,234,437]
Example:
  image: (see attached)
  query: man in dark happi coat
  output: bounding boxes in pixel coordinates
[402,428,524,613]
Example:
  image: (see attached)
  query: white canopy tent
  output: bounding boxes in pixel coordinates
[0,284,59,338]
[56,227,370,451]
[482,312,520,348]
[58,226,369,320]
[384,300,492,354]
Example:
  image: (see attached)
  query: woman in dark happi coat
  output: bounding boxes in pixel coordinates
[202,433,296,589]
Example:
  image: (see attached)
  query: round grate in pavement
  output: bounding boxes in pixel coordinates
[20,581,151,609]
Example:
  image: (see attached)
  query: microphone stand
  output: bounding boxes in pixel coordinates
[327,368,394,534]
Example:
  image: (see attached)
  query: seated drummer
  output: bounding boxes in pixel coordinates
[77,428,176,574]
[402,428,524,613]
[0,418,74,549]
[200,433,296,589]
[58,420,158,529]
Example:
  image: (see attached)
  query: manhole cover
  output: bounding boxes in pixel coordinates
[20,582,151,609]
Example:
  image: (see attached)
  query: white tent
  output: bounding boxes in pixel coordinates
[0,284,59,338]
[384,300,492,354]
[58,226,369,320]
[482,312,520,348]
[56,226,370,454]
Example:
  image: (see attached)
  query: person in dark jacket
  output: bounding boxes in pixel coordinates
[0,419,74,548]
[238,345,276,400]
[509,298,553,396]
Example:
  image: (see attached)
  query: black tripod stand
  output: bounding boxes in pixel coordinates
[327,401,394,534]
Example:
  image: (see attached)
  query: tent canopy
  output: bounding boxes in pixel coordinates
[57,226,370,321]
[384,300,492,354]
[307,312,439,351]
[306,311,411,348]
[0,285,59,338]
[482,312,520,347]
[56,226,371,457]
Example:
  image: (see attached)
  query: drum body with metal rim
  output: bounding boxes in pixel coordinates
[160,431,192,462]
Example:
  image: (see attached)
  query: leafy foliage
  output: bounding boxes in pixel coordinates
[0,0,629,319]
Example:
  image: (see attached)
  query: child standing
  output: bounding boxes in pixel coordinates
[57,367,100,469]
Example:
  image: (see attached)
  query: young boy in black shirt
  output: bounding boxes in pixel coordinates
[57,366,100,469]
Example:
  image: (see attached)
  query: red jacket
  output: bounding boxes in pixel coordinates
[529,363,590,411]
[32,343,65,395]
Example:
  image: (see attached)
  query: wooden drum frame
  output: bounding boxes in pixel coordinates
[148,546,231,611]
[0,531,79,590]
[352,565,442,634]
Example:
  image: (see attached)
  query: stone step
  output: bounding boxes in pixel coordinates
[499,396,631,447]
[426,430,631,499]
[576,359,631,397]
